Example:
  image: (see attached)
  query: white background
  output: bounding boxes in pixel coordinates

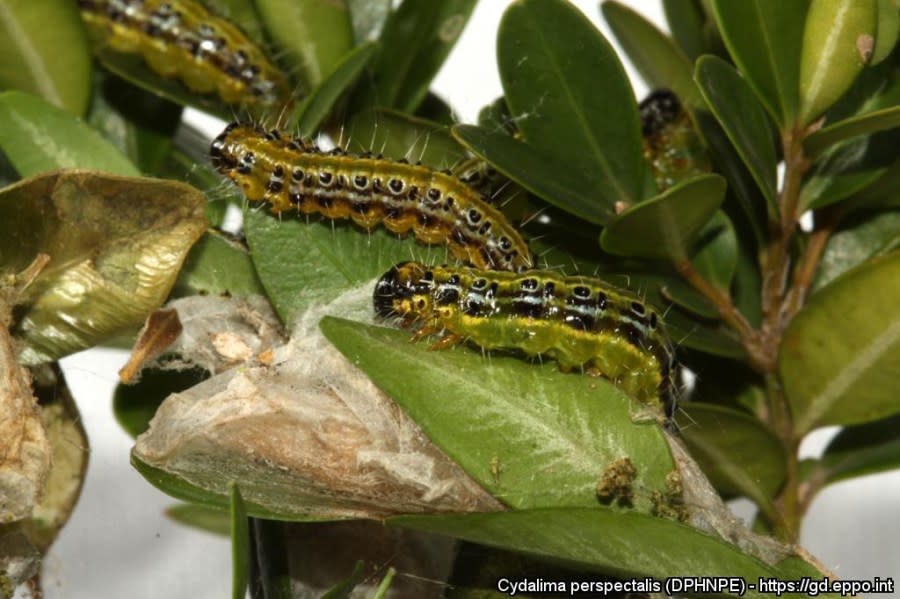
[29,1,900,597]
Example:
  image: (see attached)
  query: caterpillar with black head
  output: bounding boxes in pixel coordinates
[374,261,677,418]
[210,123,534,272]
[639,89,711,191]
[78,0,291,111]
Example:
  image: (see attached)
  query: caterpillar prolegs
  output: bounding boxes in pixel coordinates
[374,261,677,418]
[210,123,534,272]
[78,0,291,110]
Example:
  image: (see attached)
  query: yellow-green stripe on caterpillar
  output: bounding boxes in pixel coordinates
[374,261,677,418]
[210,122,534,272]
[78,0,290,110]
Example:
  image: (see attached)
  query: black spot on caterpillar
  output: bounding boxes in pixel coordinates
[639,89,711,191]
[211,122,534,272]
[374,261,677,418]
[78,0,291,110]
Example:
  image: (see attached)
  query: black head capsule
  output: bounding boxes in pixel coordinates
[639,89,682,137]
[374,262,417,318]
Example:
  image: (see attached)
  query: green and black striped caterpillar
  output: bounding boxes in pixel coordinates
[78,0,291,110]
[210,122,534,272]
[374,261,677,418]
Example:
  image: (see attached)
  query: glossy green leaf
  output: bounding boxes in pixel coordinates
[354,0,477,113]
[0,170,208,364]
[344,108,467,170]
[132,453,314,521]
[203,0,267,46]
[709,0,809,126]
[255,0,354,91]
[695,56,778,209]
[872,0,899,64]
[0,0,91,115]
[665,307,747,359]
[844,154,900,212]
[392,509,826,585]
[798,0,878,125]
[477,97,516,135]
[166,503,230,536]
[820,412,900,484]
[348,0,391,43]
[453,124,612,224]
[320,317,675,512]
[87,75,183,175]
[172,232,264,298]
[679,403,785,507]
[690,210,738,293]
[600,174,726,262]
[780,251,900,433]
[230,484,250,599]
[415,91,458,126]
[663,0,707,61]
[800,130,898,211]
[814,209,900,292]
[113,368,210,438]
[499,0,645,206]
[805,105,900,156]
[293,42,378,137]
[90,49,230,120]
[244,211,444,324]
[693,111,771,243]
[0,91,138,177]
[602,1,703,108]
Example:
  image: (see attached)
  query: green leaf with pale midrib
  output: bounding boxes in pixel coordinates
[499,0,646,207]
[0,0,91,116]
[391,508,827,589]
[805,106,900,156]
[600,174,727,262]
[320,316,675,512]
[780,252,900,433]
[602,1,703,109]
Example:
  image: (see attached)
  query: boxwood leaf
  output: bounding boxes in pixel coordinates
[453,124,611,224]
[709,0,809,127]
[172,232,265,298]
[0,90,138,177]
[820,412,900,484]
[499,0,645,207]
[871,0,899,65]
[813,209,900,292]
[600,174,726,262]
[293,42,378,137]
[779,251,900,434]
[804,105,900,156]
[602,1,703,108]
[319,316,675,512]
[689,210,738,293]
[1,170,207,364]
[391,508,827,584]
[165,503,230,536]
[679,403,785,508]
[343,108,466,170]
[0,0,91,116]
[798,0,878,125]
[256,0,354,92]
[244,211,444,324]
[353,0,477,113]
[662,0,707,62]
[695,56,778,210]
